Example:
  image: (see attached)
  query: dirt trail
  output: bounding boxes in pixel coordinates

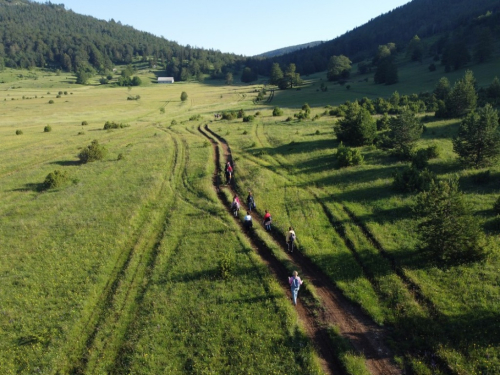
[199,125,401,375]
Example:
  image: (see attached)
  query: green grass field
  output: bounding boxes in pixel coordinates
[1,60,499,374]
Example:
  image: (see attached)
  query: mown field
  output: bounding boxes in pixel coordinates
[1,60,499,375]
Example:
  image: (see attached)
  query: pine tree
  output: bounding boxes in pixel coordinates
[335,101,376,146]
[453,104,500,168]
[413,178,486,265]
[445,70,477,118]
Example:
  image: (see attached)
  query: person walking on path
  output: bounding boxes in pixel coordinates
[243,211,253,229]
[246,191,256,212]
[263,210,272,231]
[286,226,296,253]
[289,271,303,306]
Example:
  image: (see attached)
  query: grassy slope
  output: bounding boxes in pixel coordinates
[0,69,322,374]
[0,54,499,374]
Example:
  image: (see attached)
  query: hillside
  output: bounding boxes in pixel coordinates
[248,0,500,77]
[0,0,243,80]
[255,41,324,58]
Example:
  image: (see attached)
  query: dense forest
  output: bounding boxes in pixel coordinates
[0,0,243,80]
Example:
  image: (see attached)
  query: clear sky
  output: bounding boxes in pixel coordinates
[32,0,411,56]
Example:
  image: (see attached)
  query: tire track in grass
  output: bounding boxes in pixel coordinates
[200,125,401,375]
[65,133,179,374]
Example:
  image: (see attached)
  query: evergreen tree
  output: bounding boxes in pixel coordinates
[445,70,477,118]
[413,178,486,265]
[453,104,500,168]
[433,77,451,101]
[486,77,500,99]
[225,72,233,85]
[388,107,423,158]
[335,101,376,146]
[407,35,424,62]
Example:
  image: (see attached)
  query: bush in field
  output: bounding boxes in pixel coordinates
[243,115,254,122]
[222,111,237,120]
[237,109,245,119]
[117,153,125,161]
[16,129,23,135]
[426,145,440,159]
[376,113,390,130]
[42,169,69,190]
[335,101,376,146]
[413,178,486,264]
[78,139,107,163]
[189,114,201,121]
[44,125,52,132]
[81,121,88,126]
[336,142,363,167]
[171,119,177,125]
[48,100,54,104]
[218,250,235,280]
[103,121,129,130]
[392,166,436,193]
[180,91,188,101]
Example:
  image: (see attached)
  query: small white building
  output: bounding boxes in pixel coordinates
[158,77,175,84]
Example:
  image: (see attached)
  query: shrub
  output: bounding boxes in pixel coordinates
[78,139,107,163]
[337,142,364,167]
[16,130,23,135]
[189,114,201,121]
[56,95,61,98]
[237,109,245,119]
[48,100,54,104]
[273,107,283,116]
[77,131,85,135]
[426,145,440,159]
[81,121,88,126]
[44,125,52,133]
[42,170,68,190]
[218,250,235,280]
[411,149,430,170]
[180,91,188,101]
[285,117,292,122]
[203,140,211,148]
[117,153,125,160]
[242,115,254,122]
[103,121,129,130]
[222,111,237,120]
[242,130,248,135]
[392,166,436,193]
[171,119,178,125]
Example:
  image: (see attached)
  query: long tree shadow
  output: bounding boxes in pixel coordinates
[50,160,81,166]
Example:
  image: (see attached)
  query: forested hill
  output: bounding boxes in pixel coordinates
[256,41,324,58]
[249,0,500,76]
[0,0,242,79]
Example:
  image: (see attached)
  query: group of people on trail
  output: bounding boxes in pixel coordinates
[224,161,303,306]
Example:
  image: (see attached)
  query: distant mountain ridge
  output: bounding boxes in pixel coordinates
[255,41,323,58]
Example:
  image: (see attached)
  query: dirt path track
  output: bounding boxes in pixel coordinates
[199,125,401,375]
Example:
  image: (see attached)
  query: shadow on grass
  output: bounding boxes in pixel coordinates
[50,160,81,166]
[10,182,44,192]
[251,139,337,157]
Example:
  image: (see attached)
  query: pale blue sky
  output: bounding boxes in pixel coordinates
[33,0,411,56]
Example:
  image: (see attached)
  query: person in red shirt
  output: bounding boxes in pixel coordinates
[263,209,272,231]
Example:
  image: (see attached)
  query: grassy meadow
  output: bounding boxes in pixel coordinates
[1,59,499,374]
